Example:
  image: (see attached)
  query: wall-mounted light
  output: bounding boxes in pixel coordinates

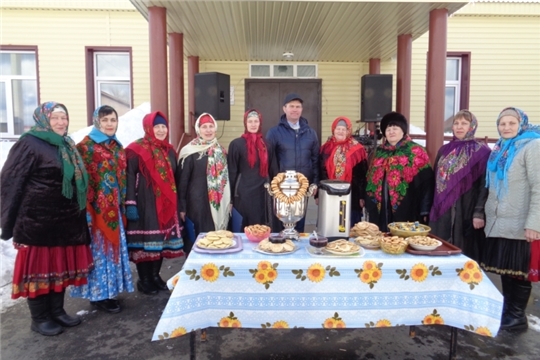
[282,52,294,60]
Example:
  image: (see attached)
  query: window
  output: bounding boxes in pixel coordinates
[85,47,133,124]
[249,64,317,78]
[445,57,461,122]
[443,53,471,132]
[0,48,39,137]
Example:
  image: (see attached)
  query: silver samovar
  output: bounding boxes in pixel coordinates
[265,170,317,240]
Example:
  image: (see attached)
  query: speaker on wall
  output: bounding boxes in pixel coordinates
[195,72,230,120]
[361,74,393,122]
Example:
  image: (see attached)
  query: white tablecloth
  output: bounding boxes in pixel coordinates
[152,234,502,340]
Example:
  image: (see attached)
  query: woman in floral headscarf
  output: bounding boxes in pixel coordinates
[1,102,92,336]
[178,113,231,244]
[227,109,278,231]
[429,110,491,261]
[125,112,184,295]
[482,107,540,331]
[365,112,434,232]
[319,116,368,225]
[71,105,134,313]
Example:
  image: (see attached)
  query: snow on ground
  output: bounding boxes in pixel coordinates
[527,314,540,333]
[0,103,149,311]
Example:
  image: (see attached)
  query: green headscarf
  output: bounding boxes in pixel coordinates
[21,101,88,210]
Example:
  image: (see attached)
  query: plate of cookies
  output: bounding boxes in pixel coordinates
[196,230,236,250]
[324,239,362,255]
[253,238,298,255]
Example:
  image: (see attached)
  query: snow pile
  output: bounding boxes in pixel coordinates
[0,103,150,311]
[69,102,149,145]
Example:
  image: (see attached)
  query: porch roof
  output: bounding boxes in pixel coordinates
[129,0,468,62]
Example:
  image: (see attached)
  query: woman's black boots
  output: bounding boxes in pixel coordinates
[136,261,158,295]
[49,290,81,327]
[27,295,63,336]
[500,276,531,331]
[152,258,169,291]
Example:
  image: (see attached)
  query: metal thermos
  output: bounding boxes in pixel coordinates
[317,180,351,239]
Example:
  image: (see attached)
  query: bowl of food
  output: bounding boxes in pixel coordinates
[388,222,431,238]
[407,236,442,251]
[379,235,408,255]
[244,224,271,243]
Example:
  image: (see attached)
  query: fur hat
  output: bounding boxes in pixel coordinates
[380,112,408,135]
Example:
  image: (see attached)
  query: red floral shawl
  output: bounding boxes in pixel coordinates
[366,137,431,211]
[320,117,367,182]
[126,111,177,231]
[241,109,268,177]
[77,134,126,258]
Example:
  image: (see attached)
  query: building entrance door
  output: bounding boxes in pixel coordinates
[245,79,322,143]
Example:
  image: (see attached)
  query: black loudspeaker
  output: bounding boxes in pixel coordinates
[361,74,393,122]
[195,72,230,120]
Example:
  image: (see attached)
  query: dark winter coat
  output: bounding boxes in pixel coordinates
[266,115,320,184]
[227,137,279,230]
[176,153,217,235]
[0,136,90,246]
[125,149,181,244]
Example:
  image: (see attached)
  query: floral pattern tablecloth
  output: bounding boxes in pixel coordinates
[152,235,502,340]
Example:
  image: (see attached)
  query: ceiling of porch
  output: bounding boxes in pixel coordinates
[130,0,468,62]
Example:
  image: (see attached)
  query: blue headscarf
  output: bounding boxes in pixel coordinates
[89,106,122,145]
[486,107,540,198]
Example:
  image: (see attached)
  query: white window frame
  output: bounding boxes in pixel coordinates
[249,63,318,78]
[93,52,131,109]
[0,50,38,138]
[445,57,462,120]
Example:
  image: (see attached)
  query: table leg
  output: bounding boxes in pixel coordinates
[449,327,458,360]
[201,329,207,342]
[409,326,416,338]
[190,330,196,360]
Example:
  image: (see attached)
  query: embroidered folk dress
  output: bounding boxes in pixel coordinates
[71,129,134,301]
[125,112,184,263]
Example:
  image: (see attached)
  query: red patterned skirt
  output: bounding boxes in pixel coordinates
[11,243,94,299]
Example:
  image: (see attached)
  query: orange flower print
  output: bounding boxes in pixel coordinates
[359,271,373,284]
[201,263,219,282]
[307,263,326,282]
[375,319,392,327]
[258,261,273,271]
[356,262,383,288]
[218,312,242,328]
[363,260,377,271]
[371,268,382,282]
[410,263,429,282]
[456,261,483,289]
[422,309,444,325]
[266,268,278,282]
[254,270,268,284]
[171,275,180,288]
[272,320,289,329]
[323,318,336,328]
[475,327,492,337]
[322,312,346,329]
[250,262,279,289]
[471,269,483,283]
[170,327,187,338]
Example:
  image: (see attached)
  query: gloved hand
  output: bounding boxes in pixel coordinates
[126,205,139,221]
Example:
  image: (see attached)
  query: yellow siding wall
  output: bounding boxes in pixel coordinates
[1,8,150,132]
[199,61,366,149]
[410,14,540,139]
